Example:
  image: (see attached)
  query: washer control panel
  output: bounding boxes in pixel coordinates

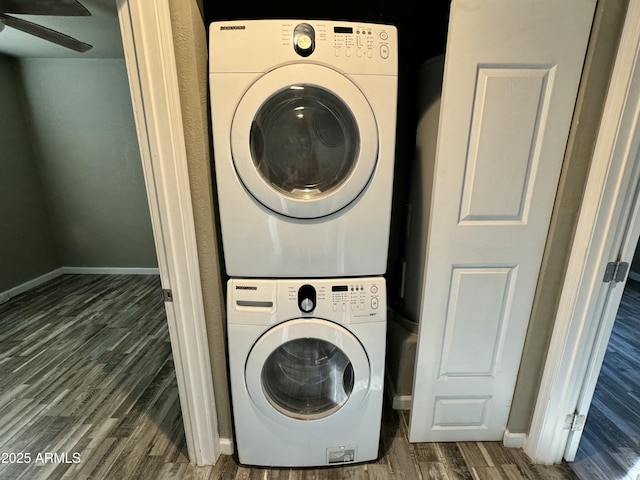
[329,282,381,313]
[229,277,386,324]
[286,277,385,322]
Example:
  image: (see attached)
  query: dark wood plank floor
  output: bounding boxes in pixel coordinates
[0,274,581,479]
[570,279,640,480]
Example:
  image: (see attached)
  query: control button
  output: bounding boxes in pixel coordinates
[380,31,389,41]
[300,297,314,312]
[370,285,378,294]
[371,297,379,309]
[298,34,312,51]
[380,45,389,59]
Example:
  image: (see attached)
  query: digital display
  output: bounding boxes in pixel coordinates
[332,285,349,292]
[334,26,353,34]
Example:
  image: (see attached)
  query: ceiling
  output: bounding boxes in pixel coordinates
[0,0,124,58]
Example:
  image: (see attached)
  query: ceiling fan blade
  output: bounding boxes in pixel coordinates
[0,0,90,16]
[0,14,92,52]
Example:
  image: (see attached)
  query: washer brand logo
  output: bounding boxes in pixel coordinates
[220,25,245,31]
[235,285,257,290]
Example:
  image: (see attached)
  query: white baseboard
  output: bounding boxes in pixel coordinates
[0,266,160,304]
[61,266,160,276]
[218,437,234,456]
[392,394,413,411]
[0,292,11,305]
[384,369,413,410]
[1,267,66,303]
[503,429,528,449]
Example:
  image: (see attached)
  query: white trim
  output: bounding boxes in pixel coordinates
[526,0,640,464]
[0,268,65,303]
[61,267,160,276]
[384,369,413,410]
[218,437,234,456]
[116,0,221,466]
[392,394,413,411]
[503,430,527,449]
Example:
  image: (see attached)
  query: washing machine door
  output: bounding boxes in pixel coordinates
[245,318,371,423]
[231,64,378,218]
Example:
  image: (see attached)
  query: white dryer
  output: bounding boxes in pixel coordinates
[209,20,398,277]
[227,277,386,467]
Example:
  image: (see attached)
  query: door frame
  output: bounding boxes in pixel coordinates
[115,0,221,465]
[525,0,640,464]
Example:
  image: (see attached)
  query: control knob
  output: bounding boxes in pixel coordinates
[298,284,316,313]
[293,23,315,57]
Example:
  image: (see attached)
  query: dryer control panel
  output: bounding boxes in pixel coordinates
[290,22,392,61]
[210,19,397,76]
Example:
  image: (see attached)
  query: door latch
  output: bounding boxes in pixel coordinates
[163,289,174,302]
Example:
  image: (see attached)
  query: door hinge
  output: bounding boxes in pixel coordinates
[563,413,586,432]
[163,289,174,302]
[603,261,629,284]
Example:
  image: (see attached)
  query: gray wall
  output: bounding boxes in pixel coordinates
[0,56,59,292]
[19,58,156,269]
[0,56,157,294]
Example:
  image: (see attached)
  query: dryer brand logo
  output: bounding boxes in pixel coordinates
[220,25,246,31]
[235,285,257,290]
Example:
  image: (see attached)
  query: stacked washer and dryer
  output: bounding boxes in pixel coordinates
[209,20,398,467]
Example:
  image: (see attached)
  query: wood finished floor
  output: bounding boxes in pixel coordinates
[0,273,583,479]
[570,279,640,480]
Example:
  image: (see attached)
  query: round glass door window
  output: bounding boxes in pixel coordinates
[250,85,359,199]
[261,338,355,420]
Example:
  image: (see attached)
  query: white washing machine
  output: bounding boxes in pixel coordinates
[209,20,398,277]
[227,277,386,467]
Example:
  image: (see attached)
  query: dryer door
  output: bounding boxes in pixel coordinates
[231,64,378,218]
[245,318,371,424]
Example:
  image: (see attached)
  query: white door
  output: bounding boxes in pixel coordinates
[409,0,596,442]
